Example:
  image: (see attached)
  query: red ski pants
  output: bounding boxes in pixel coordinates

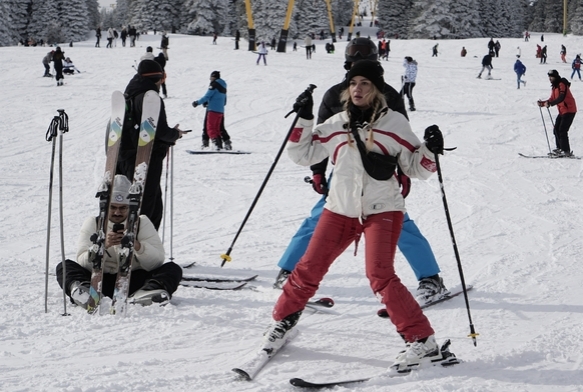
[205,111,223,140]
[273,209,434,343]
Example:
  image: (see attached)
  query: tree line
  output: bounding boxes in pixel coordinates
[1,0,582,47]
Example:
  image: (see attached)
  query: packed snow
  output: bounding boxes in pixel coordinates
[2,28,583,392]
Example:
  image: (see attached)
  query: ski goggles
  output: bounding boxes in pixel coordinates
[346,43,375,59]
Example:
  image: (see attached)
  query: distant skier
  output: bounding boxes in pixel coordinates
[42,50,54,77]
[461,47,467,57]
[571,54,582,80]
[561,45,567,63]
[538,70,577,157]
[513,57,526,89]
[432,43,438,57]
[477,53,493,79]
[191,70,229,151]
[401,56,417,111]
[256,41,268,65]
[304,35,313,59]
[541,45,547,64]
[52,46,65,86]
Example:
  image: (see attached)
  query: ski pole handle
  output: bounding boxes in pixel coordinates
[285,84,317,118]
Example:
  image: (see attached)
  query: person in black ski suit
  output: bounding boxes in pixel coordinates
[52,46,65,86]
[154,52,167,98]
[117,60,188,230]
[477,53,493,79]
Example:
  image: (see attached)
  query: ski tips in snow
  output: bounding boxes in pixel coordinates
[186,149,251,155]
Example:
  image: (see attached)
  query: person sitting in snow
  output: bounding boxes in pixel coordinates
[62,57,81,74]
[55,175,183,309]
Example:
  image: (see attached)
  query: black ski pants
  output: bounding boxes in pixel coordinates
[400,82,416,109]
[56,259,183,301]
[553,112,576,153]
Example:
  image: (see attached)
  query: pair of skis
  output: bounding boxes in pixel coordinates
[87,90,160,315]
[233,331,459,389]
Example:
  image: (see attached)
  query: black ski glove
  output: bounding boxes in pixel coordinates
[192,101,199,108]
[424,125,444,155]
[293,91,314,120]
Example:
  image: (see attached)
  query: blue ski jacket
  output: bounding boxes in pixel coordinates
[196,78,227,113]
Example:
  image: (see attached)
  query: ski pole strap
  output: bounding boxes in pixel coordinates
[57,109,69,133]
[45,116,60,142]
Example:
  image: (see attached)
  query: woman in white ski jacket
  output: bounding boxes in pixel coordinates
[267,60,447,369]
[401,56,418,111]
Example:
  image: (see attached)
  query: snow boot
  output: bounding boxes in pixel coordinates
[70,281,91,309]
[415,275,450,306]
[273,268,291,289]
[223,140,232,151]
[211,138,222,151]
[129,279,170,306]
[390,335,441,372]
[262,310,302,353]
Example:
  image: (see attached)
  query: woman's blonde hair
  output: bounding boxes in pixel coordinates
[340,81,388,150]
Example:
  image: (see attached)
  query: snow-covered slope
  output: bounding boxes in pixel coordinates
[1,31,583,391]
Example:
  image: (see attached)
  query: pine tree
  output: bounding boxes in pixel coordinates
[57,0,89,42]
[570,0,583,35]
[377,0,413,39]
[408,0,453,39]
[86,0,100,29]
[7,0,32,44]
[28,0,60,44]
[250,0,286,43]
[449,0,483,38]
[333,0,353,28]
[544,0,564,33]
[0,1,15,46]
[293,0,329,39]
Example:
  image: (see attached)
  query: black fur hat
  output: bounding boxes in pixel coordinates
[347,60,385,92]
[211,70,221,79]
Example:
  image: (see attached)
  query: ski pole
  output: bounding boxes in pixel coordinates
[538,106,552,153]
[434,151,479,346]
[44,115,60,314]
[220,84,317,267]
[57,110,70,316]
[170,145,174,262]
[162,147,170,244]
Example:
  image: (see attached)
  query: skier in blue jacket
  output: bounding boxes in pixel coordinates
[514,56,526,89]
[273,38,450,306]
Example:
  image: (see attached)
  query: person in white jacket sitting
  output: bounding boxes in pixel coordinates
[260,60,450,372]
[55,175,182,308]
[62,57,81,74]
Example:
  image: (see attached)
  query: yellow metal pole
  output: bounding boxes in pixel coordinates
[244,0,256,50]
[347,0,360,41]
[277,0,296,52]
[563,0,568,36]
[323,0,337,42]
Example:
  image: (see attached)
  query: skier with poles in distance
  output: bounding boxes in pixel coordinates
[538,69,577,157]
[55,175,183,309]
[273,38,451,308]
[117,60,189,230]
[262,59,450,371]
